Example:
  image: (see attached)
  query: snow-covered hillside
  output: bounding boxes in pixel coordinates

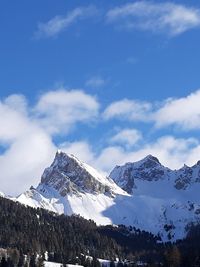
[15,151,200,241]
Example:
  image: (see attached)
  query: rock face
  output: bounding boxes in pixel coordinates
[174,163,200,190]
[40,151,117,196]
[16,151,200,241]
[110,155,200,194]
[109,155,171,194]
[40,151,126,197]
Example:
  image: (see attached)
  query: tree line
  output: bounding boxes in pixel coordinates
[0,197,200,266]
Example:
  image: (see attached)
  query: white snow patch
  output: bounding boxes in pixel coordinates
[44,261,83,267]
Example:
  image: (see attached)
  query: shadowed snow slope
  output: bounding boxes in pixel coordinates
[16,152,200,241]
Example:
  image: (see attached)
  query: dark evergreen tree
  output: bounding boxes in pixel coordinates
[29,255,36,267]
[1,257,8,267]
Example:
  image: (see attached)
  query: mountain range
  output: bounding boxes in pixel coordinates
[5,151,200,241]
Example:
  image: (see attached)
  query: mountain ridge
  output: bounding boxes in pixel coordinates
[2,151,200,241]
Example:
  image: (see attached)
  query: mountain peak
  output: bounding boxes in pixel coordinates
[55,150,79,161]
[54,150,84,168]
[39,151,125,197]
[143,154,160,164]
[109,155,168,194]
[181,164,189,169]
[195,160,200,166]
[134,154,161,169]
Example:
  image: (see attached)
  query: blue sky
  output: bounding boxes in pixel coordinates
[1,0,200,195]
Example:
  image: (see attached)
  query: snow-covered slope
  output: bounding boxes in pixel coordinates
[109,155,200,240]
[16,152,200,241]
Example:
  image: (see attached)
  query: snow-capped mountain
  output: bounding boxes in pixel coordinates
[40,151,124,196]
[15,152,200,241]
[110,154,200,199]
[110,155,171,194]
[17,151,128,225]
[110,155,200,239]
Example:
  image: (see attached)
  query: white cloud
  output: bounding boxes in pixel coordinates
[95,136,200,172]
[0,129,56,196]
[61,136,200,174]
[154,90,200,130]
[4,94,27,114]
[126,136,199,170]
[0,95,56,195]
[103,89,200,131]
[103,99,152,121]
[35,89,99,134]
[106,1,200,36]
[0,89,99,195]
[34,2,200,40]
[59,141,95,164]
[110,128,142,147]
[86,76,106,88]
[35,6,98,38]
[0,95,30,143]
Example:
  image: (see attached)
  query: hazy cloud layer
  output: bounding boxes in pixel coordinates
[106,1,200,36]
[35,2,200,39]
[110,128,142,147]
[35,5,98,38]
[85,76,106,88]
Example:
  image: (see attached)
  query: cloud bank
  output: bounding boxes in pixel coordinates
[1,88,200,195]
[0,89,99,195]
[104,89,200,130]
